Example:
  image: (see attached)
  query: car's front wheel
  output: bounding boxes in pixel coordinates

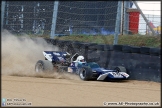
[79,66,93,81]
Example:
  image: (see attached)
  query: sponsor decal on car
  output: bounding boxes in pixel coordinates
[53,52,60,56]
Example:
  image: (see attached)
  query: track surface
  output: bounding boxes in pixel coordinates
[2,75,161,107]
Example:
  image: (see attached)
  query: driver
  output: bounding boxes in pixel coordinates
[76,55,85,63]
[74,55,86,67]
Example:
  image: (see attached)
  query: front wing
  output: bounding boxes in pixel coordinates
[97,72,129,80]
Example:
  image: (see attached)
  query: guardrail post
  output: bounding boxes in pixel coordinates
[50,1,59,39]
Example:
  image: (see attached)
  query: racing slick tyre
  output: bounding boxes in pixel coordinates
[97,44,105,51]
[114,66,127,73]
[109,45,114,51]
[149,48,160,56]
[35,60,53,73]
[52,39,58,45]
[113,45,123,52]
[131,46,140,53]
[122,45,131,53]
[79,66,93,81]
[140,46,150,55]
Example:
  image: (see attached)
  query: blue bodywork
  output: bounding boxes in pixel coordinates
[43,51,129,80]
[68,62,129,80]
[44,51,68,62]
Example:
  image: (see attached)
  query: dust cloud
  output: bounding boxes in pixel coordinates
[1,30,80,80]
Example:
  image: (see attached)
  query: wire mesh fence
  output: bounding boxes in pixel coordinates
[1,1,161,37]
[128,1,161,35]
[56,1,118,35]
[3,1,54,35]
[2,1,119,36]
[139,14,161,35]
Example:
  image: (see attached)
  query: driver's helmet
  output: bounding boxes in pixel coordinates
[76,55,85,62]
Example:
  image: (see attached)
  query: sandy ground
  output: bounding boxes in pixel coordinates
[2,75,161,107]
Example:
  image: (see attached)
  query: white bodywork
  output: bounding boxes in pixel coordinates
[97,72,129,80]
[43,51,52,61]
[119,72,129,78]
[97,73,109,80]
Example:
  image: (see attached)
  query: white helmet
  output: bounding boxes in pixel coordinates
[76,55,85,62]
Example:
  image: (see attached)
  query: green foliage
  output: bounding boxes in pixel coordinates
[56,35,161,48]
[24,34,161,48]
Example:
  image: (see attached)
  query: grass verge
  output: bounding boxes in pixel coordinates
[15,33,161,48]
[55,34,161,48]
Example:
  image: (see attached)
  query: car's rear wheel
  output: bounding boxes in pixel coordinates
[35,60,53,73]
[79,66,93,81]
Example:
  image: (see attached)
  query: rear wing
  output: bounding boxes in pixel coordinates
[43,51,70,62]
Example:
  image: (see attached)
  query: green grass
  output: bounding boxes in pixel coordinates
[54,34,161,48]
[15,33,161,48]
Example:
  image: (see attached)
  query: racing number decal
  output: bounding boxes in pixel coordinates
[112,72,116,76]
[113,72,120,76]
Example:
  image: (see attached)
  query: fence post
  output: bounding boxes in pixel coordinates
[114,1,122,45]
[1,1,6,30]
[123,1,130,35]
[50,1,59,39]
[120,1,124,34]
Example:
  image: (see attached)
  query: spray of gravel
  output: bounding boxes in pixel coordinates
[1,30,80,80]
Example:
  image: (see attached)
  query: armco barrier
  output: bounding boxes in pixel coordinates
[44,39,161,82]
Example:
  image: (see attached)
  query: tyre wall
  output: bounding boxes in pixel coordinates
[44,39,161,82]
